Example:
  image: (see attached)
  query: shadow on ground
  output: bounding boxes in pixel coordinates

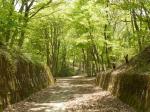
[4,76,135,112]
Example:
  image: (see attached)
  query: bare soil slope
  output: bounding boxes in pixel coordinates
[96,46,150,112]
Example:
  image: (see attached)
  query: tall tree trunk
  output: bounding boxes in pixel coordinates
[104,24,111,68]
[18,5,29,47]
[131,9,142,51]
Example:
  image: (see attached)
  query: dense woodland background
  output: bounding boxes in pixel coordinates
[0,0,149,77]
[0,0,150,112]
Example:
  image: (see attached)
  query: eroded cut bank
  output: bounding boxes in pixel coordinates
[0,47,54,109]
[96,46,150,112]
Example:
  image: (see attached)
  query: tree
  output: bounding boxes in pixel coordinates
[1,0,150,76]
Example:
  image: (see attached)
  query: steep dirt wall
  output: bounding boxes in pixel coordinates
[96,72,150,112]
[0,48,54,109]
[96,47,150,112]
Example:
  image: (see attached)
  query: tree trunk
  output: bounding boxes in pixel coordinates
[131,9,142,51]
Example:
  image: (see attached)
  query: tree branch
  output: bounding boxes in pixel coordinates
[31,9,62,19]
[29,0,52,19]
[27,0,35,10]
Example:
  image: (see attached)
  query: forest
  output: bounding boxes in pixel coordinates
[0,0,150,112]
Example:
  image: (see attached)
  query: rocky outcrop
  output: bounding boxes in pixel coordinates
[0,47,54,109]
[96,46,150,112]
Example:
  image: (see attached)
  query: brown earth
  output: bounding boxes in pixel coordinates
[4,76,136,112]
[96,46,150,112]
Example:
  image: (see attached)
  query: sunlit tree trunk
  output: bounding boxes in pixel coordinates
[17,0,52,47]
[49,22,61,76]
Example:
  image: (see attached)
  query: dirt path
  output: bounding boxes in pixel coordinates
[4,76,136,112]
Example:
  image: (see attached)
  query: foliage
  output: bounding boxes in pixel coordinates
[0,0,150,76]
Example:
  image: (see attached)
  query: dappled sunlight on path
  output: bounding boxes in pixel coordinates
[4,76,135,112]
